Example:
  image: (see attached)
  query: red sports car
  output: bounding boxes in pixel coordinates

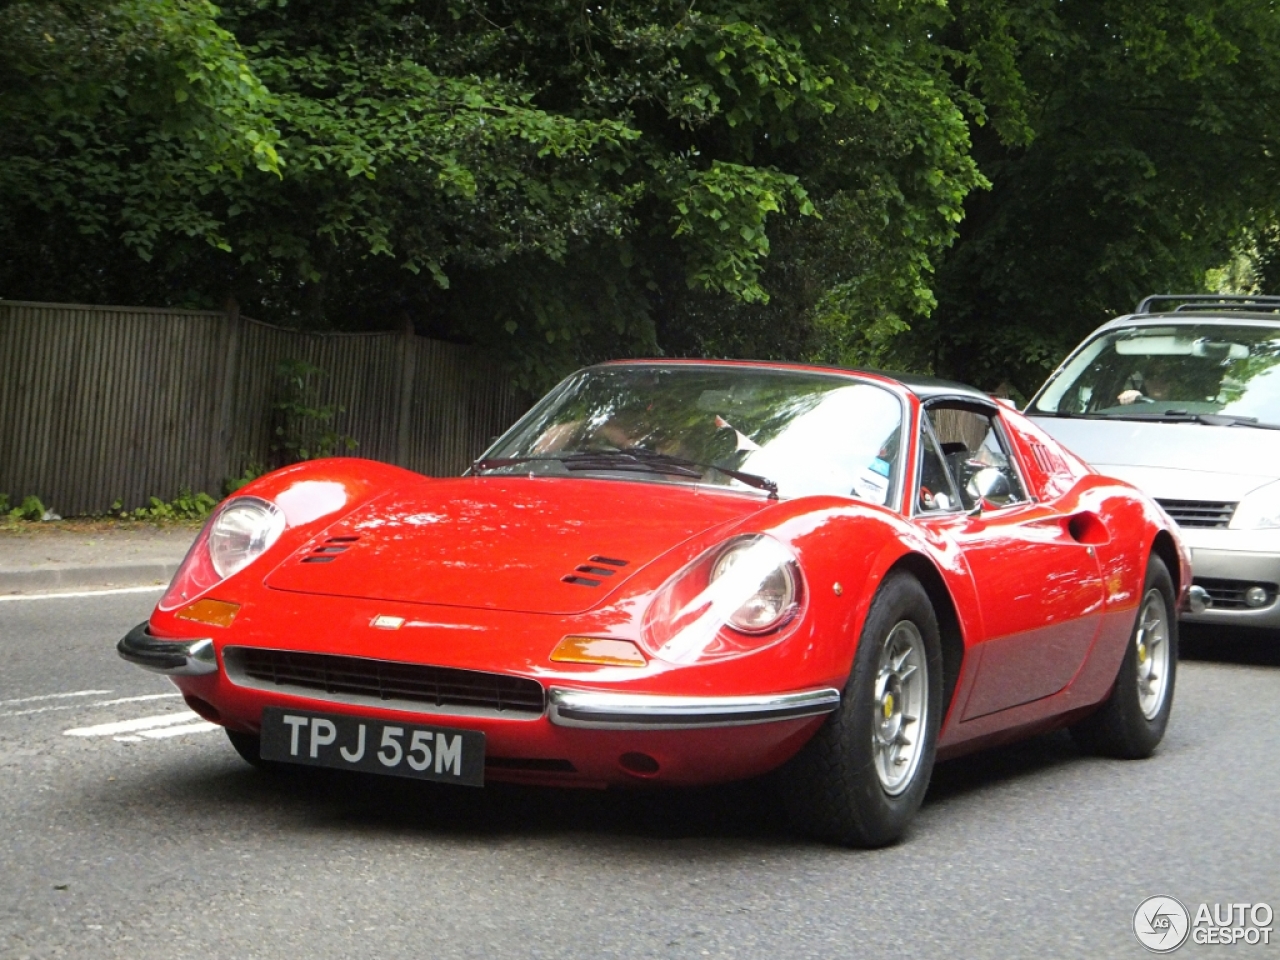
[119,361,1191,847]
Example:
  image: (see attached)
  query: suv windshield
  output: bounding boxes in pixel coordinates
[477,365,905,505]
[1030,322,1280,423]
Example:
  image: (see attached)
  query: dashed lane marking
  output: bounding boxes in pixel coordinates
[0,690,113,707]
[64,710,209,738]
[113,720,218,742]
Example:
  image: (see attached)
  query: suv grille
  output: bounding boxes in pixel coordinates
[223,648,545,718]
[1155,499,1236,529]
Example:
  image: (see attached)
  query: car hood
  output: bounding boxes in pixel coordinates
[264,476,767,614]
[1028,416,1280,500]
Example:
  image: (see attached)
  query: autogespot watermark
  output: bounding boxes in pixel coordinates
[1134,896,1274,952]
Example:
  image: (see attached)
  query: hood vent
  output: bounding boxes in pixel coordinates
[562,555,630,588]
[301,536,361,564]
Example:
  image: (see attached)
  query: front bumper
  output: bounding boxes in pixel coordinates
[115,623,840,786]
[547,688,840,730]
[117,623,217,675]
[1180,529,1280,630]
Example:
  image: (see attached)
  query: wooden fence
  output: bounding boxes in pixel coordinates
[0,300,528,515]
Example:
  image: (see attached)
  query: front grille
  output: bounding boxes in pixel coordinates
[223,648,545,718]
[1155,499,1237,529]
[1193,578,1278,610]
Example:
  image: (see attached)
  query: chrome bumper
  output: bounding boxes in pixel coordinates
[117,622,217,676]
[547,687,841,730]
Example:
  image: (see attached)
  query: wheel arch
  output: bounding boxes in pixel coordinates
[883,552,965,718]
[1150,529,1181,587]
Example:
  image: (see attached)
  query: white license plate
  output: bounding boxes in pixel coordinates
[259,707,485,786]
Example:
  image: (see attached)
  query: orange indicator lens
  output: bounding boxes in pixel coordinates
[550,636,647,667]
[176,599,241,628]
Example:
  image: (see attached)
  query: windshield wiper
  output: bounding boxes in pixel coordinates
[472,449,779,498]
[607,448,779,498]
[1104,410,1280,429]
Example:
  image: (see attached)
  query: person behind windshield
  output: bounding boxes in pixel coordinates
[1117,369,1172,405]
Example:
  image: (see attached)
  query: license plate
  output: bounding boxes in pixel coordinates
[259,708,485,786]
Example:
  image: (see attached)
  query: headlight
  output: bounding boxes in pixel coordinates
[710,537,799,634]
[209,498,286,578]
[1231,480,1280,530]
[642,535,804,663]
[159,496,285,611]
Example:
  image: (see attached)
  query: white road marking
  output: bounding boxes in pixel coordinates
[0,584,165,603]
[64,711,202,737]
[135,720,218,739]
[0,692,181,719]
[93,693,182,707]
[0,690,113,707]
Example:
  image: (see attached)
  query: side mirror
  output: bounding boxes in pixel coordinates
[966,467,1011,511]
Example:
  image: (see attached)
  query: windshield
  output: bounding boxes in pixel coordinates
[479,365,905,505]
[1030,322,1280,422]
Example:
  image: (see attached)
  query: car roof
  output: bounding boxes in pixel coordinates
[595,358,997,406]
[1095,311,1280,334]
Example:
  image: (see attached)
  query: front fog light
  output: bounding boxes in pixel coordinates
[1245,586,1269,608]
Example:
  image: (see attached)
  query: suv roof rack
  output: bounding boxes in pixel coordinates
[1135,294,1280,315]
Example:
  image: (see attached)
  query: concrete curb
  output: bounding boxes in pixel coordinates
[0,561,180,595]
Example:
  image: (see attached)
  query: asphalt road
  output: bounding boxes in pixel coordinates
[2,591,1277,960]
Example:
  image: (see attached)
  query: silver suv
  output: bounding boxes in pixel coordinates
[1027,295,1280,632]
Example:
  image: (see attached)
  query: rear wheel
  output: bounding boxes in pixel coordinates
[781,572,943,847]
[1070,556,1177,758]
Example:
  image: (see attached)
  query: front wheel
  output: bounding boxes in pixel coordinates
[1070,555,1177,758]
[781,572,943,847]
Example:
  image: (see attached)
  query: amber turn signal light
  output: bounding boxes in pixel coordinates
[550,636,647,667]
[176,599,241,628]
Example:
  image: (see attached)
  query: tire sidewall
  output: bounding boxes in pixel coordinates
[1113,557,1179,752]
[836,572,945,843]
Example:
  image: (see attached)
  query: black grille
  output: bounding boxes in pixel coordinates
[1155,499,1237,529]
[1193,578,1278,610]
[224,648,544,717]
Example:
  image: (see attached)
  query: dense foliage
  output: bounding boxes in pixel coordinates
[2,0,1278,391]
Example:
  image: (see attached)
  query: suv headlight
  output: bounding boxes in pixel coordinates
[1231,480,1280,530]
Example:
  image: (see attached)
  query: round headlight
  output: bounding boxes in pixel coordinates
[208,497,286,579]
[710,537,799,634]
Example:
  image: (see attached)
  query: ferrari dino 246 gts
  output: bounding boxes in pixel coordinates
[119,361,1190,846]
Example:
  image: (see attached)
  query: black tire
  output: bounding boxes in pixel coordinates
[1070,555,1177,759]
[225,728,267,768]
[781,572,944,847]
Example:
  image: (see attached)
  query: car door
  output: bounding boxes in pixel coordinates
[913,402,1107,719]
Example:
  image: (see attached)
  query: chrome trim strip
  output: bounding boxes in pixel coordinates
[547,687,841,730]
[116,622,217,676]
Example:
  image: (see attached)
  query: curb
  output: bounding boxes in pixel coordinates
[0,562,180,595]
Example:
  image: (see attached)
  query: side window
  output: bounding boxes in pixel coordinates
[925,406,1028,510]
[916,425,963,513]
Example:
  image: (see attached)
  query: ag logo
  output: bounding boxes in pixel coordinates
[1134,896,1191,953]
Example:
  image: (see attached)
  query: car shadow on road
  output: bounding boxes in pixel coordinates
[1180,624,1280,667]
[94,725,1103,852]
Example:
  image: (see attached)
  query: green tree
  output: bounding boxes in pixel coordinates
[0,0,992,388]
[910,0,1280,395]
